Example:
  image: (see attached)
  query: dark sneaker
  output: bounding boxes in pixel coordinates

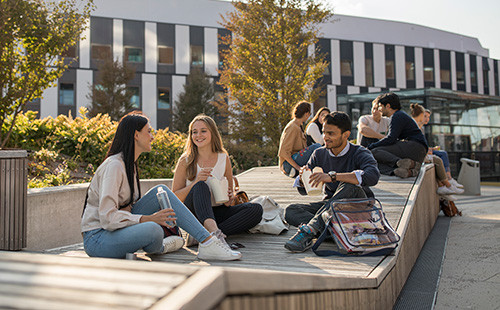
[394,167,419,178]
[397,158,422,171]
[284,225,315,253]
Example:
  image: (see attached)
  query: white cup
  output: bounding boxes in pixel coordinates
[207,176,229,204]
[301,167,324,196]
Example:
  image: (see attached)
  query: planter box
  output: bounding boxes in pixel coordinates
[0,150,28,250]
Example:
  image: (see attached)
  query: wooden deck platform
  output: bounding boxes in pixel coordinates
[0,165,440,309]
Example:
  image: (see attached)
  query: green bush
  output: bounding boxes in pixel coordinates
[3,108,187,187]
[225,140,277,173]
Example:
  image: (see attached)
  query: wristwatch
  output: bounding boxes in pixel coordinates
[328,171,337,182]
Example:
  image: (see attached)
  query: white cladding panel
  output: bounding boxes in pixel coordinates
[476,56,483,94]
[488,59,495,95]
[175,25,190,75]
[204,28,218,76]
[353,42,365,86]
[465,54,471,92]
[40,84,58,119]
[113,19,123,62]
[79,19,90,68]
[327,85,336,111]
[347,86,360,94]
[145,22,158,73]
[76,69,92,112]
[373,44,385,88]
[331,40,341,85]
[415,47,424,88]
[395,45,405,89]
[142,74,157,129]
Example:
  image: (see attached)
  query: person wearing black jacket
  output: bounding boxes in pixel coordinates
[367,93,428,178]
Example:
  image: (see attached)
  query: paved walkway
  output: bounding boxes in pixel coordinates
[434,185,500,309]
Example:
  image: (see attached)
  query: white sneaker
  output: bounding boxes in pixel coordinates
[288,167,297,178]
[198,237,242,261]
[162,235,184,254]
[437,186,455,195]
[449,184,464,194]
[450,178,464,189]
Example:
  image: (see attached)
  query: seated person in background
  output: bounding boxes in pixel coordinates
[357,100,390,147]
[278,101,322,178]
[81,112,240,261]
[368,93,428,178]
[410,104,463,198]
[306,107,330,145]
[172,115,263,246]
[423,109,463,189]
[284,112,380,253]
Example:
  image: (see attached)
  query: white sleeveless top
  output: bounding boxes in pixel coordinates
[186,152,227,206]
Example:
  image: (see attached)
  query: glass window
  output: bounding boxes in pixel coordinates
[386,60,395,79]
[125,47,143,63]
[440,69,451,83]
[59,83,74,106]
[128,86,140,108]
[191,45,203,67]
[424,66,434,82]
[158,88,170,109]
[365,58,373,86]
[457,71,465,85]
[158,46,174,65]
[471,71,477,86]
[341,59,353,76]
[61,45,76,58]
[91,44,111,60]
[406,61,415,81]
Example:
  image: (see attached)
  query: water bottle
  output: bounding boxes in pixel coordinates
[156,187,176,227]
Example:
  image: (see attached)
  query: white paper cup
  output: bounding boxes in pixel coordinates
[301,167,323,196]
[207,177,229,204]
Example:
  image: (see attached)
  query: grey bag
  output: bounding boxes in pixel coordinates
[248,196,289,235]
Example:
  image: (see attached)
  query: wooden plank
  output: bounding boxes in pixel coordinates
[151,268,226,310]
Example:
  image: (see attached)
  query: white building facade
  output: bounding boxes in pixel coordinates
[28,0,500,131]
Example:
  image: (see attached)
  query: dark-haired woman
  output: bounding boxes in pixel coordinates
[306,107,330,145]
[81,112,241,260]
[278,101,322,178]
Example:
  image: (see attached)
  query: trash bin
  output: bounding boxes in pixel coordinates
[0,150,27,250]
[457,158,481,196]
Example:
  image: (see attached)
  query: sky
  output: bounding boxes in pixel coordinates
[327,0,500,60]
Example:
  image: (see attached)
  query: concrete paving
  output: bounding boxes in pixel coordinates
[434,185,500,310]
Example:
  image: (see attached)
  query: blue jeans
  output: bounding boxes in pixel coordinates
[282,143,322,177]
[83,184,211,258]
[432,150,450,172]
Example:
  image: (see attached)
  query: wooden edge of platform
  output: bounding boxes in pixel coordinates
[0,250,200,275]
[151,267,226,310]
[221,266,377,295]
[367,164,437,286]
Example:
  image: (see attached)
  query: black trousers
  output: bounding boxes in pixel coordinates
[370,140,427,175]
[184,181,263,236]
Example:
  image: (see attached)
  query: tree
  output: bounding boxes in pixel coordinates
[172,68,217,133]
[218,0,332,146]
[0,0,94,148]
[87,57,136,121]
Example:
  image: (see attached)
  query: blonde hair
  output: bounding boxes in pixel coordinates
[184,114,226,181]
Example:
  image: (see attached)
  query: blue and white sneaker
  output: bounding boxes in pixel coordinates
[284,224,315,253]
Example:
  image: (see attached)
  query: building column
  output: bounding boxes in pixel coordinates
[451,51,457,91]
[40,85,58,119]
[476,56,483,94]
[145,22,157,73]
[142,74,157,129]
[204,27,218,76]
[464,54,471,92]
[76,69,93,114]
[434,49,441,88]
[327,85,336,111]
[353,42,365,86]
[331,40,341,85]
[373,43,385,88]
[175,25,190,75]
[414,47,424,88]
[395,45,405,89]
[113,19,123,62]
[79,18,90,69]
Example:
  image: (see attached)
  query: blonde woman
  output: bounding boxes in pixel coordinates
[172,115,263,245]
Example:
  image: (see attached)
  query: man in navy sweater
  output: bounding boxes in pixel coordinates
[284,112,380,253]
[368,93,428,178]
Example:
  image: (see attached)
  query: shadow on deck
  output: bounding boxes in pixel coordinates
[0,165,439,310]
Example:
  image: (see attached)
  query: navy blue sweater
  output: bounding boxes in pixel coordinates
[307,144,380,199]
[368,110,428,150]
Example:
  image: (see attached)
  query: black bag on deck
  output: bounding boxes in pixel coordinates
[312,198,400,256]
